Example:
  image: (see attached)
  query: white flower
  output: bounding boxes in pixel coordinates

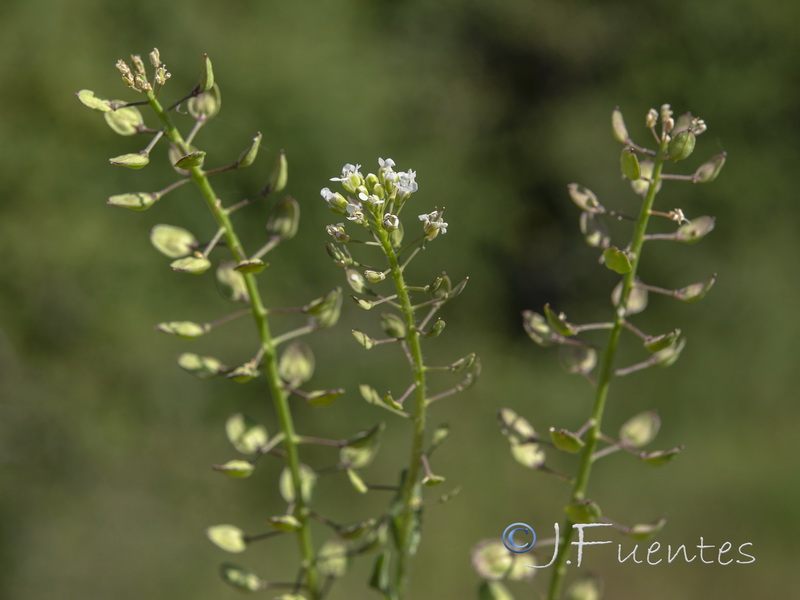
[346,203,365,223]
[379,157,395,170]
[320,187,348,213]
[326,223,350,242]
[418,210,448,240]
[358,190,384,208]
[397,169,418,195]
[382,214,399,231]
[330,163,362,182]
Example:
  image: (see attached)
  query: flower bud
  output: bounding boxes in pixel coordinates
[668,130,696,161]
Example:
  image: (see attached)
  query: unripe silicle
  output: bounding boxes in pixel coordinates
[668,130,696,161]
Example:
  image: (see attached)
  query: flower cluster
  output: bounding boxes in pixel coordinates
[321,158,440,243]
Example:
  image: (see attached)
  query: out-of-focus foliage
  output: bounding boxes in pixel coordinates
[0,0,797,598]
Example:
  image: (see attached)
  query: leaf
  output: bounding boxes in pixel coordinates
[206,524,246,553]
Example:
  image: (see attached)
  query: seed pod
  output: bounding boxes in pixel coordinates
[668,130,696,161]
[197,53,214,93]
[265,196,300,240]
[620,147,641,180]
[611,106,629,143]
[693,152,727,183]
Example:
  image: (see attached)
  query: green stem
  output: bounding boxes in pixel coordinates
[377,228,427,598]
[546,142,668,600]
[144,91,321,600]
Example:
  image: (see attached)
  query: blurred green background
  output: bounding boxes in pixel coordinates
[1,0,797,598]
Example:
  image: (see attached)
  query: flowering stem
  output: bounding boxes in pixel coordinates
[376,227,427,599]
[546,140,668,600]
[143,90,321,600]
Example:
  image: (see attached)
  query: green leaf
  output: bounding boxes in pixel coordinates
[206,524,246,553]
[498,408,545,469]
[279,464,317,503]
[567,183,604,213]
[150,224,197,258]
[619,411,660,448]
[212,460,254,478]
[265,515,301,532]
[318,538,348,578]
[216,261,248,301]
[340,423,384,469]
[278,341,315,386]
[549,428,585,453]
[170,255,211,274]
[155,320,210,339]
[304,389,344,407]
[603,246,632,274]
[346,468,369,494]
[107,192,158,211]
[109,152,149,169]
[676,216,715,243]
[641,446,683,467]
[76,89,112,112]
[564,500,602,524]
[225,413,268,455]
[219,563,263,592]
[177,352,226,379]
[104,105,144,135]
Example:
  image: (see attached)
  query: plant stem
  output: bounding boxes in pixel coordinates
[547,142,668,600]
[377,228,427,598]
[144,91,321,600]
